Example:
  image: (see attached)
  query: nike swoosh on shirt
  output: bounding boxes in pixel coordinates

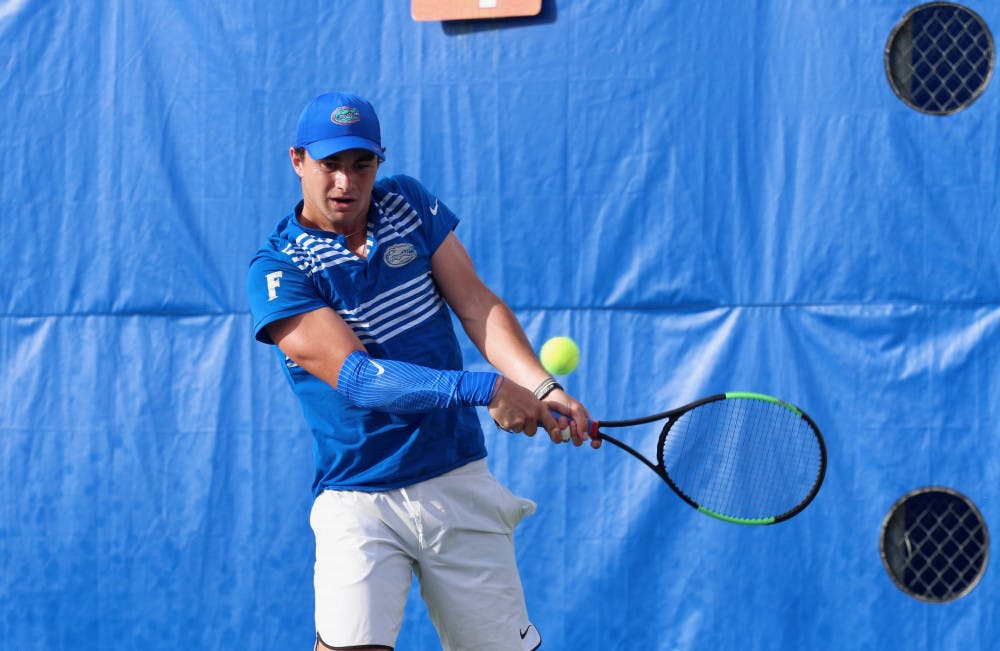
[370,360,385,376]
[429,199,439,215]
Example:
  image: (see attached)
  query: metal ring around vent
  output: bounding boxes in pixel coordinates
[880,486,990,602]
[885,2,994,115]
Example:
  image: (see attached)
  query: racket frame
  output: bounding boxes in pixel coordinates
[590,392,827,525]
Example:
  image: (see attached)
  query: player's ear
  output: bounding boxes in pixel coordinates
[290,146,305,177]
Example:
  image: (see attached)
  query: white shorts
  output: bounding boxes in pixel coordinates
[310,459,542,650]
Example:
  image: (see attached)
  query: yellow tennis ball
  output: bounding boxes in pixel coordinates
[539,336,579,376]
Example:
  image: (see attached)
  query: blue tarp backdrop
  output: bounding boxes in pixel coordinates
[1,1,998,649]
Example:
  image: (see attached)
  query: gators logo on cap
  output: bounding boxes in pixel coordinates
[331,106,361,124]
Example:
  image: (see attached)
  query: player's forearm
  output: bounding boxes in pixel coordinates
[430,233,551,388]
[336,351,501,412]
[464,301,552,389]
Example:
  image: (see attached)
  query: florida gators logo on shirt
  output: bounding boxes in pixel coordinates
[383,243,417,268]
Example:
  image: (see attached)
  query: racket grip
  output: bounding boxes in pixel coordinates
[547,410,600,441]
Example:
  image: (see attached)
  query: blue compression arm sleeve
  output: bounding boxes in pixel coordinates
[336,351,501,413]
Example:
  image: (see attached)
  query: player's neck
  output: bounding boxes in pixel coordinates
[344,227,369,259]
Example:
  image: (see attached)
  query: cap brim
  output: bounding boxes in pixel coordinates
[305,136,385,161]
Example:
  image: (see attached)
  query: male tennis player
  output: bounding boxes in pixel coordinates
[247,91,594,651]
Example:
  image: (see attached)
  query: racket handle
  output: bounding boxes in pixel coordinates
[547,410,600,441]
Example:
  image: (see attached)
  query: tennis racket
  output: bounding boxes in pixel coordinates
[585,392,826,525]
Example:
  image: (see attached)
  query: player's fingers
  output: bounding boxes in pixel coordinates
[544,423,566,444]
[558,417,573,444]
[563,416,582,446]
[538,409,565,444]
[557,417,580,446]
[539,408,558,432]
[547,411,572,443]
[562,406,590,447]
[565,413,600,448]
[496,415,529,435]
[542,407,572,443]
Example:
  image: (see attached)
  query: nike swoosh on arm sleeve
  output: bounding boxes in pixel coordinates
[336,351,500,412]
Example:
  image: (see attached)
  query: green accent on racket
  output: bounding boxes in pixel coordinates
[698,506,777,526]
[725,391,803,416]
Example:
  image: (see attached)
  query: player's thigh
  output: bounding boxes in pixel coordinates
[413,462,540,650]
[418,529,539,650]
[311,490,414,649]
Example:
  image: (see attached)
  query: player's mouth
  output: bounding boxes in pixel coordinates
[330,196,355,209]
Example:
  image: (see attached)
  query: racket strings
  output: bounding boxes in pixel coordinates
[661,399,823,521]
[737,402,819,517]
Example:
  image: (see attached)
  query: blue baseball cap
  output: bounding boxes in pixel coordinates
[295,92,385,161]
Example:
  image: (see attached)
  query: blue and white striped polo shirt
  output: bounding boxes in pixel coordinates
[247,175,487,494]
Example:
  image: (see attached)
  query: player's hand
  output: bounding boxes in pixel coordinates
[544,389,600,449]
[488,379,562,442]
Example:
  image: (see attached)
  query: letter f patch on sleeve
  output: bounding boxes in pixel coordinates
[265,271,283,301]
